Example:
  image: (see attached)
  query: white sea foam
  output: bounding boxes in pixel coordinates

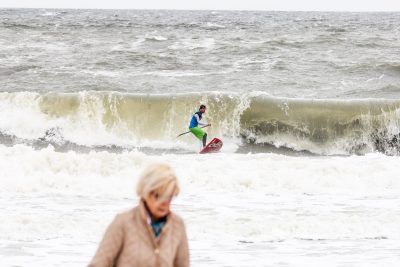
[81,69,121,77]
[144,70,207,77]
[0,144,399,266]
[145,35,168,41]
[203,22,226,29]
[0,92,51,139]
[168,38,215,51]
[41,12,60,17]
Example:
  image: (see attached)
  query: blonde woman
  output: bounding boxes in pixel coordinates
[89,163,189,267]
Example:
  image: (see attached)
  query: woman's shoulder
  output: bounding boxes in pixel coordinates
[169,212,186,229]
[114,207,139,223]
[167,212,188,242]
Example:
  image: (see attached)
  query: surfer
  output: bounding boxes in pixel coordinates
[189,104,211,147]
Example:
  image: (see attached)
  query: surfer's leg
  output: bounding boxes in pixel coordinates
[190,127,205,140]
[202,133,207,147]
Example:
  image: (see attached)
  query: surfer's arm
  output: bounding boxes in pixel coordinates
[89,215,124,267]
[195,114,208,126]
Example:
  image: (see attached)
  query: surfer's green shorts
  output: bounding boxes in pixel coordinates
[189,127,206,140]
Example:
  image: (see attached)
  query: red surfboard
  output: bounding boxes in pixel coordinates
[199,138,223,154]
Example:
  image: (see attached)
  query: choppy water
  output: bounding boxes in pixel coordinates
[1,9,400,267]
[1,9,400,98]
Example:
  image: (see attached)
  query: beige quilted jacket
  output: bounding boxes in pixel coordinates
[89,201,189,267]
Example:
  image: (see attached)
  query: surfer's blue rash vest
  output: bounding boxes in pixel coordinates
[189,111,202,129]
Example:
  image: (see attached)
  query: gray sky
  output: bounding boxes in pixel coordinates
[1,0,400,12]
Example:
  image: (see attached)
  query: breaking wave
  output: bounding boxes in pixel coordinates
[1,91,400,155]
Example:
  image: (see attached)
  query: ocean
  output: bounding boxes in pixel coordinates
[0,8,399,266]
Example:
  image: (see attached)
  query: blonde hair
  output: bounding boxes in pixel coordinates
[136,163,180,199]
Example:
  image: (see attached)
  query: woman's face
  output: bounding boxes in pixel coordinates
[144,192,173,219]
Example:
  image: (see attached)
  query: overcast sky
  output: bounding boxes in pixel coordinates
[1,0,400,12]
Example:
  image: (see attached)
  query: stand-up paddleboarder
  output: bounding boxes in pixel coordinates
[189,105,211,147]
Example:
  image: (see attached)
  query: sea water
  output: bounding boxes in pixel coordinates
[0,9,400,266]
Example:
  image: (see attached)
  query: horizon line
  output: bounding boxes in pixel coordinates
[1,6,400,13]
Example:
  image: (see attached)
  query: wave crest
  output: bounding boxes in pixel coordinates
[2,91,400,155]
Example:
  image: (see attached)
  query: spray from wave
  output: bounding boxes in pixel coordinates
[1,91,400,155]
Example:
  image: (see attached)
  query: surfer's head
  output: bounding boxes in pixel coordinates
[137,163,180,219]
[199,104,206,113]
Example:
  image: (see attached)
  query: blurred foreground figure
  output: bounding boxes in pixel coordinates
[89,163,189,267]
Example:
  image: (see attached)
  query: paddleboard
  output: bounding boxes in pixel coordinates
[199,138,223,154]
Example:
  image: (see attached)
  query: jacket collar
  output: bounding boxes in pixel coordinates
[138,199,173,232]
[136,200,173,247]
